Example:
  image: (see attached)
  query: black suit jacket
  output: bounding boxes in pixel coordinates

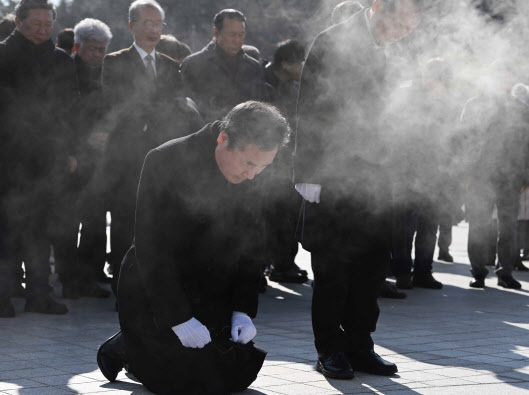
[118,122,263,334]
[101,45,202,214]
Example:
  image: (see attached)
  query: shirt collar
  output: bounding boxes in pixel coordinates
[133,42,156,63]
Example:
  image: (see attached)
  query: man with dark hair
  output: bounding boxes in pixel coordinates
[181,8,266,122]
[156,34,191,64]
[101,0,202,297]
[56,27,73,53]
[96,101,290,394]
[295,0,421,379]
[0,14,16,41]
[0,0,78,316]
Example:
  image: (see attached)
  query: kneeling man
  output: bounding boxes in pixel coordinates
[97,101,291,394]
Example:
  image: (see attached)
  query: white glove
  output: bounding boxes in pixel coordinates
[230,311,256,344]
[295,183,321,203]
[172,317,212,348]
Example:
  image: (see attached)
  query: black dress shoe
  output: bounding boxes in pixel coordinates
[469,278,485,288]
[437,251,454,262]
[497,274,522,289]
[316,352,354,379]
[97,331,127,382]
[395,274,413,289]
[348,350,397,376]
[379,281,406,299]
[25,294,68,315]
[0,297,15,318]
[412,272,443,289]
[515,258,529,271]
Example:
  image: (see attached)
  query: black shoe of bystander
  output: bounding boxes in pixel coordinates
[347,350,398,376]
[379,281,406,299]
[412,272,443,289]
[514,258,529,271]
[437,251,454,262]
[497,274,522,289]
[395,274,413,289]
[469,278,485,288]
[316,352,354,379]
[24,294,68,314]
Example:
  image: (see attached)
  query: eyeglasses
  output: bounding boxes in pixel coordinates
[141,20,166,30]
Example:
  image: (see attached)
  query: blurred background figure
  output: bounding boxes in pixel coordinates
[0,13,15,41]
[56,27,74,53]
[156,33,191,64]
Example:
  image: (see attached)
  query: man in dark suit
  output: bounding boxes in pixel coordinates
[101,0,202,296]
[96,101,291,394]
[0,0,77,317]
[294,0,422,379]
[181,9,266,123]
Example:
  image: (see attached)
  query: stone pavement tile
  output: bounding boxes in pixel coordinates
[67,380,141,393]
[251,375,293,387]
[395,370,449,382]
[11,367,68,379]
[270,381,356,394]
[260,365,306,376]
[422,367,488,378]
[3,386,75,394]
[458,354,512,364]
[423,378,476,387]
[0,379,46,391]
[0,360,40,372]
[401,382,529,395]
[393,361,439,372]
[32,356,88,368]
[463,373,523,384]
[274,370,329,383]
[32,374,97,386]
[9,351,60,361]
[56,362,99,375]
[280,362,317,372]
[497,370,529,381]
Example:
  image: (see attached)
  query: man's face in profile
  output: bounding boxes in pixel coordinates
[16,8,54,45]
[372,0,421,45]
[215,132,278,184]
[214,18,246,57]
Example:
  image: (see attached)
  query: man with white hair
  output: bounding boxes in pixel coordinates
[101,0,202,298]
[57,18,113,299]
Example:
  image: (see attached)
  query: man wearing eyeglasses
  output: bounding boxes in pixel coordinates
[101,0,202,298]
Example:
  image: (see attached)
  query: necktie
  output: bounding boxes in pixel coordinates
[144,54,156,80]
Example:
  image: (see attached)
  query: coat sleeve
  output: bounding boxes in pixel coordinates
[293,33,334,185]
[134,149,194,329]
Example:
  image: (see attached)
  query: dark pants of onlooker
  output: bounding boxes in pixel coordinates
[518,220,529,256]
[311,248,387,354]
[467,182,519,279]
[391,198,439,276]
[438,214,453,255]
[109,208,135,296]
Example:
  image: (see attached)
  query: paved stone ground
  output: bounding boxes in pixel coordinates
[1,222,529,394]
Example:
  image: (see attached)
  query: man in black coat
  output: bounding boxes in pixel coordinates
[101,0,202,296]
[0,0,78,317]
[294,0,421,379]
[181,9,266,123]
[57,18,114,299]
[96,101,290,394]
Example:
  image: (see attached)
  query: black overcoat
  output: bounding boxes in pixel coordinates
[181,41,266,122]
[117,122,265,393]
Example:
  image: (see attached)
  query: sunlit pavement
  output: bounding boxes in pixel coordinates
[1,222,529,394]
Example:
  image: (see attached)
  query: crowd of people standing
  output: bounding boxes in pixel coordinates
[1,0,529,392]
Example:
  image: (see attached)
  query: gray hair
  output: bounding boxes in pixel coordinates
[129,0,165,23]
[73,18,112,46]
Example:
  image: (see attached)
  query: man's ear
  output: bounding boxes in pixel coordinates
[213,27,219,42]
[372,0,380,13]
[72,43,79,54]
[14,17,21,29]
[128,21,134,34]
[217,131,229,144]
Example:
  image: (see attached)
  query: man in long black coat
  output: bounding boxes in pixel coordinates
[181,9,266,123]
[101,0,202,296]
[96,101,290,394]
[0,0,77,317]
[294,0,421,379]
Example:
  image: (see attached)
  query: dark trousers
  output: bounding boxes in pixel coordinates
[109,209,134,296]
[438,214,453,254]
[518,220,529,254]
[467,182,519,278]
[311,248,388,354]
[391,198,439,276]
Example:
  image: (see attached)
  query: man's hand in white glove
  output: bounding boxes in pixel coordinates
[172,317,212,348]
[231,311,257,344]
[295,183,321,203]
